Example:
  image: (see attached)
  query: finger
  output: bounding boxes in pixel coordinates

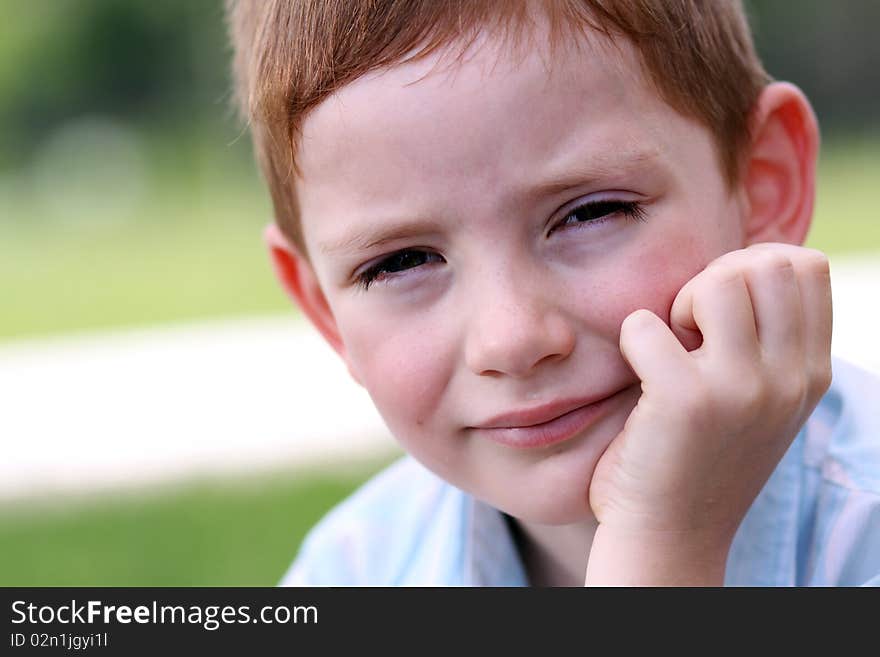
[742,250,804,365]
[743,244,833,381]
[670,266,760,364]
[795,250,833,392]
[619,308,692,385]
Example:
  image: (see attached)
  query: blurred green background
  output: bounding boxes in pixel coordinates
[1,0,878,585]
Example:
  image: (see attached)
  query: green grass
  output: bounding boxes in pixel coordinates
[0,173,294,342]
[0,454,399,586]
[807,135,880,254]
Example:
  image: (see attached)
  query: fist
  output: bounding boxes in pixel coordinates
[588,243,833,542]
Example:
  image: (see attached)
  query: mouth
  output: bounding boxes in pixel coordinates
[468,387,629,449]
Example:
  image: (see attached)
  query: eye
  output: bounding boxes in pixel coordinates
[549,198,647,235]
[355,249,444,290]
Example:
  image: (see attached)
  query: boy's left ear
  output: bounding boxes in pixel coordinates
[739,81,820,246]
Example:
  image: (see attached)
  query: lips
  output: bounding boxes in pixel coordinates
[469,388,626,449]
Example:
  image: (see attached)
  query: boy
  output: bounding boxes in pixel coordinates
[227,0,880,585]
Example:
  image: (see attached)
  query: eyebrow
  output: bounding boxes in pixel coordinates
[523,147,663,200]
[318,147,663,256]
[318,218,445,256]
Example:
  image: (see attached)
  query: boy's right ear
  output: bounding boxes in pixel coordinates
[263,223,355,377]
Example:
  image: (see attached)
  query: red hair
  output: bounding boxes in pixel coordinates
[227,0,770,252]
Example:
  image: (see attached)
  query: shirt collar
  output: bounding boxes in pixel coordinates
[463,495,530,586]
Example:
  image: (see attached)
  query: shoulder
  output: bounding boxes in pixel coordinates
[807,356,880,491]
[729,356,880,586]
[801,356,880,585]
[279,456,472,586]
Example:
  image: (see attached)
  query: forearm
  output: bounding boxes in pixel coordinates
[584,525,732,587]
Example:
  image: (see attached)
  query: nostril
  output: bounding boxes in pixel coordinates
[465,313,576,378]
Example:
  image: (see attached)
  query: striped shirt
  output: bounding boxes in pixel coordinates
[281,356,880,586]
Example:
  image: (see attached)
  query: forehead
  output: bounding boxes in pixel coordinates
[295,25,705,250]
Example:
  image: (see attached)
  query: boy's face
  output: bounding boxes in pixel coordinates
[292,29,748,524]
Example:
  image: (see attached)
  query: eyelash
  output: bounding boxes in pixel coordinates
[354,199,647,290]
[355,249,444,291]
[550,198,647,234]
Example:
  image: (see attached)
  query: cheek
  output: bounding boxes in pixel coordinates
[575,233,717,337]
[342,317,453,431]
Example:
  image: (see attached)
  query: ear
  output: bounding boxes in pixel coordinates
[263,223,363,385]
[740,82,820,246]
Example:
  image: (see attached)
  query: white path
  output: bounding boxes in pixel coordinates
[1,253,878,500]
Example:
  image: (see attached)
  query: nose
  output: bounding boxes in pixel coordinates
[464,271,576,378]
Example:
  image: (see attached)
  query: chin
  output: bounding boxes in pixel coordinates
[493,394,635,526]
[499,459,602,525]
[408,387,636,526]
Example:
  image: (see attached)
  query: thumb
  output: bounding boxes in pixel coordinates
[619,309,691,384]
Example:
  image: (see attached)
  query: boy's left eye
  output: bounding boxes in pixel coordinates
[550,198,647,235]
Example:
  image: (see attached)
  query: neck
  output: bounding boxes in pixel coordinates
[507,514,598,587]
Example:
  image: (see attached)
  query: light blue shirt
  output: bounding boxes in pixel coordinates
[281,356,880,586]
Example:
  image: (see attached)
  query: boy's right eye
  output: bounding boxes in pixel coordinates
[355,249,444,290]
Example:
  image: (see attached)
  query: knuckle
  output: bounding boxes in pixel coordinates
[704,264,743,289]
[744,242,787,257]
[808,361,833,398]
[794,248,830,274]
[704,249,743,272]
[800,246,829,263]
[740,251,793,283]
[756,251,794,274]
[780,371,809,408]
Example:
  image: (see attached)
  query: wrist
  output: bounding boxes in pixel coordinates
[584,524,733,587]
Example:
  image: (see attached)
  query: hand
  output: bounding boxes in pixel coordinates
[585,243,833,585]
